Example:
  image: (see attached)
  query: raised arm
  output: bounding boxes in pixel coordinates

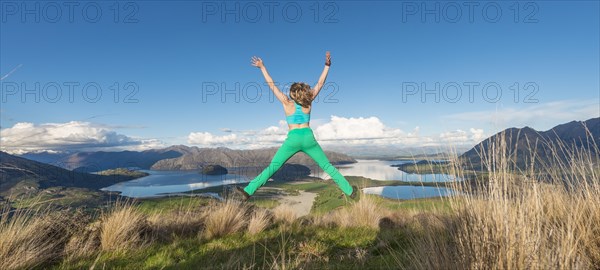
[251,56,289,104]
[311,51,331,100]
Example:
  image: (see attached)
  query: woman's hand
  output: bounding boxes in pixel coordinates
[251,56,264,68]
[312,51,331,100]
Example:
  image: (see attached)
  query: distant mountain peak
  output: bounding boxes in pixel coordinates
[459,117,599,171]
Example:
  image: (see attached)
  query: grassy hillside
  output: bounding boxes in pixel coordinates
[1,130,599,269]
[0,152,148,210]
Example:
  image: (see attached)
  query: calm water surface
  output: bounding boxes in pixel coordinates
[102,159,460,198]
[313,159,460,182]
[362,186,456,200]
[101,170,249,198]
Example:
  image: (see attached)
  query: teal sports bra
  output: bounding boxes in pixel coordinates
[286,102,310,124]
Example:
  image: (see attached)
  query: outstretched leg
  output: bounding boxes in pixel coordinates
[243,139,299,196]
[303,140,353,196]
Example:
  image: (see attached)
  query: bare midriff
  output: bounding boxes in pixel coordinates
[288,123,310,130]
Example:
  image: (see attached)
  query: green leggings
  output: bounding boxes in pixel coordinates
[243,127,353,196]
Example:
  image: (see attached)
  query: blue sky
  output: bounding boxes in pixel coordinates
[1,1,599,154]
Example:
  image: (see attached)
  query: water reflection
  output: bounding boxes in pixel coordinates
[363,186,456,200]
[312,159,460,182]
[101,170,249,198]
[102,160,461,198]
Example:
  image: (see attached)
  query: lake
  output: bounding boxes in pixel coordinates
[313,159,460,182]
[102,159,460,199]
[362,186,456,200]
[101,170,250,198]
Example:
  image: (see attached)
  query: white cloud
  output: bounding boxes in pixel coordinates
[314,116,403,141]
[442,99,599,131]
[255,120,288,143]
[312,116,485,147]
[2,117,490,155]
[187,116,487,150]
[439,129,468,142]
[188,132,238,145]
[407,126,420,137]
[0,121,165,154]
[188,120,288,148]
[438,128,487,145]
[470,128,486,142]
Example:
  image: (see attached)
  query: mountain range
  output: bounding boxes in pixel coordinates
[2,118,597,198]
[458,117,599,171]
[0,151,138,195]
[21,145,357,172]
[149,146,356,170]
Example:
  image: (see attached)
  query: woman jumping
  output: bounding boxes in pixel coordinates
[234,51,358,201]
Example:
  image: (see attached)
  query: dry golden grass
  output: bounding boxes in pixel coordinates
[247,207,272,235]
[403,126,600,269]
[308,211,333,228]
[0,124,597,269]
[309,188,388,229]
[64,220,101,261]
[148,208,206,242]
[99,201,150,253]
[296,239,330,263]
[333,195,386,229]
[0,206,77,269]
[272,204,297,225]
[202,199,248,239]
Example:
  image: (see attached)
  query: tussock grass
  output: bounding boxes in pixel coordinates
[1,125,598,269]
[99,200,151,253]
[403,126,600,269]
[64,220,101,261]
[272,204,297,225]
[338,195,386,229]
[312,195,386,229]
[0,205,78,270]
[247,207,272,235]
[202,199,248,239]
[309,213,333,228]
[148,208,206,242]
